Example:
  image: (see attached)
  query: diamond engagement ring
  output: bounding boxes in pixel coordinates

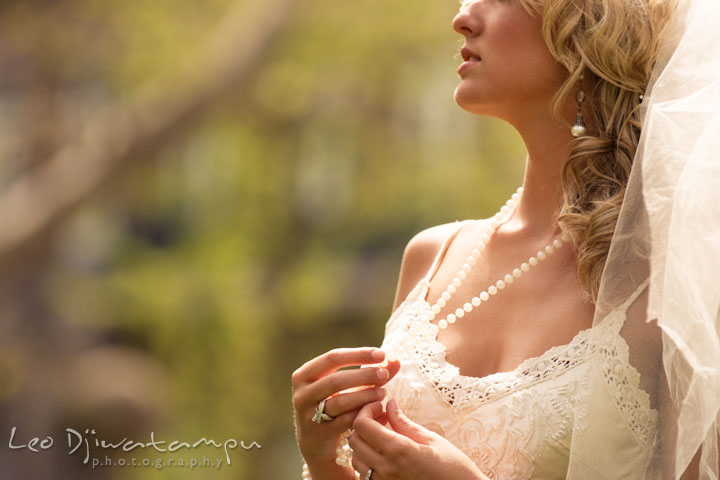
[364,467,374,480]
[311,398,335,424]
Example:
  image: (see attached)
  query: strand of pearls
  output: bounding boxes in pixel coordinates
[335,430,354,467]
[302,430,359,480]
[301,187,568,480]
[426,186,568,329]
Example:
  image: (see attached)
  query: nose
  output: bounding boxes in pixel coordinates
[452,2,481,36]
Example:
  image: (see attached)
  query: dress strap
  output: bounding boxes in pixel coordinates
[423,220,470,284]
[619,277,650,311]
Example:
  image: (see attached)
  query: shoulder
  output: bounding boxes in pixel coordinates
[391,221,468,312]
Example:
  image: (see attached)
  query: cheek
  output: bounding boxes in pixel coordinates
[494,27,567,98]
[497,13,563,85]
[454,12,567,111]
[453,50,567,114]
[512,50,566,93]
[532,55,569,98]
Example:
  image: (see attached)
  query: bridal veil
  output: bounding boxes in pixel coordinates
[578,0,720,477]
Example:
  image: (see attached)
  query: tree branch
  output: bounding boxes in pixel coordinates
[0,0,297,260]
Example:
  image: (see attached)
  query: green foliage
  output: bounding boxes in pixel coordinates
[1,0,526,478]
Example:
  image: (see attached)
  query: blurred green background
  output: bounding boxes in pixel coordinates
[0,0,525,479]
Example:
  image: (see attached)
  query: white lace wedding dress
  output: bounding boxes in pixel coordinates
[378,221,661,480]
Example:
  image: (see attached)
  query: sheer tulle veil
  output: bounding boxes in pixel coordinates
[582,0,720,477]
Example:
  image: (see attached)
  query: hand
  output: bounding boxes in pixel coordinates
[349,399,489,480]
[292,348,401,467]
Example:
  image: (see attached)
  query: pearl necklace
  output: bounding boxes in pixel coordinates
[302,188,569,480]
[427,186,569,329]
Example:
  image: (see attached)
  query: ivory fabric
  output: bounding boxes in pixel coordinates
[378,223,659,480]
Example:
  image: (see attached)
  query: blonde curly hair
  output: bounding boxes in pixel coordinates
[518,0,678,303]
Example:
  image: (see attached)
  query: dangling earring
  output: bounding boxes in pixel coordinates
[571,73,587,137]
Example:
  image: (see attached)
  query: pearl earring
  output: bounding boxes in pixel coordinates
[571,73,587,138]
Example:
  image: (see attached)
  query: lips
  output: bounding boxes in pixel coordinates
[460,46,481,62]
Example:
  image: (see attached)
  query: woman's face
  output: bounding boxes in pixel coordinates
[453,0,568,120]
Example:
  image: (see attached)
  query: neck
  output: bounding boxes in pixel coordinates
[502,107,575,238]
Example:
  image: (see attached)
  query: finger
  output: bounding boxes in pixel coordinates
[302,407,362,439]
[328,358,400,397]
[348,358,401,393]
[375,358,402,382]
[349,427,385,465]
[319,408,361,433]
[324,387,386,419]
[386,398,433,445]
[376,410,389,427]
[293,348,385,386]
[350,436,384,480]
[303,366,391,403]
[353,401,412,452]
[351,455,370,480]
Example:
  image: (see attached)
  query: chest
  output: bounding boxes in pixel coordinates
[380,288,660,480]
[424,241,595,379]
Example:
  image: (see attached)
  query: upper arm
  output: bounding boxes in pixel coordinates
[676,430,720,480]
[390,223,461,313]
[658,337,719,480]
[680,449,701,480]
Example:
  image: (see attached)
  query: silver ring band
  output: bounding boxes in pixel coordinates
[311,398,335,424]
[364,467,374,480]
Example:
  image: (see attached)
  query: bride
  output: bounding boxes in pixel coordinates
[292,0,720,478]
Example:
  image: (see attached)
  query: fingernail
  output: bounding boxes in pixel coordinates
[372,349,385,361]
[377,368,389,380]
[377,388,386,400]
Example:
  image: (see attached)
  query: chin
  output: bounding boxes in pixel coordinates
[454,84,489,115]
[454,91,488,116]
[454,84,518,119]
[453,89,473,113]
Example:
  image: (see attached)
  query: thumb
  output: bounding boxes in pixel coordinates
[386,398,433,445]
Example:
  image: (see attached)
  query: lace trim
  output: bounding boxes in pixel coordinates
[593,321,659,449]
[386,278,658,451]
[405,281,594,409]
